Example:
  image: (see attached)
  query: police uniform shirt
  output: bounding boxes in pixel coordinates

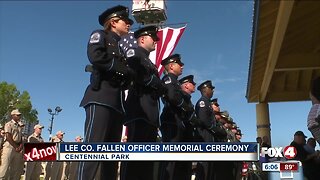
[124,46,162,127]
[28,133,44,143]
[195,96,216,130]
[4,120,22,147]
[180,91,195,120]
[80,30,125,113]
[161,73,185,124]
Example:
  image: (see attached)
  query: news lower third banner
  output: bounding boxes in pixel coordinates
[24,142,258,161]
[58,142,258,161]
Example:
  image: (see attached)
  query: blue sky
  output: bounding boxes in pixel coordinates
[0,1,316,149]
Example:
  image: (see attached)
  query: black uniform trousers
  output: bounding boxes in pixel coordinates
[159,122,193,180]
[120,119,158,180]
[78,104,123,180]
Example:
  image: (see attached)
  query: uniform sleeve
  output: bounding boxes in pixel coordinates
[162,76,184,107]
[127,51,164,91]
[4,123,12,134]
[196,100,213,129]
[87,30,117,72]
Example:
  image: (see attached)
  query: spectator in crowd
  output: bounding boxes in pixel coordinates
[256,137,262,146]
[24,124,44,180]
[261,136,271,148]
[304,137,316,154]
[307,76,320,145]
[290,130,319,180]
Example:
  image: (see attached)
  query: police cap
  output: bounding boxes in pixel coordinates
[236,129,243,136]
[179,75,195,85]
[134,26,159,41]
[211,98,219,106]
[197,80,215,91]
[98,5,133,26]
[161,54,184,66]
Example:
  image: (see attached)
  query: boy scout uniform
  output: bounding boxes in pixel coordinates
[0,116,24,179]
[25,124,44,180]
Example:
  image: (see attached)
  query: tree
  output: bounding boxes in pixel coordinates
[0,81,38,125]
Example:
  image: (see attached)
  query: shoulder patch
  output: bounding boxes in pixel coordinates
[126,49,135,58]
[199,101,205,108]
[89,32,101,44]
[164,76,172,84]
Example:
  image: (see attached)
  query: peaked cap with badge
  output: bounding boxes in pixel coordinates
[197,80,215,91]
[134,26,159,41]
[98,5,133,26]
[161,54,184,66]
[179,75,196,85]
[211,98,219,106]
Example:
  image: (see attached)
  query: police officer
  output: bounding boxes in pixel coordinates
[195,81,216,180]
[159,54,195,180]
[177,75,198,180]
[24,124,44,180]
[216,111,236,180]
[79,5,133,180]
[0,109,24,180]
[120,26,166,180]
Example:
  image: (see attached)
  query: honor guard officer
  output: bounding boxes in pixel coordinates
[195,81,216,180]
[179,75,198,142]
[120,26,167,180]
[79,5,133,180]
[159,54,194,180]
[174,75,198,180]
[159,54,185,142]
[0,109,24,180]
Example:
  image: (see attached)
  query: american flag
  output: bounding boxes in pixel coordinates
[119,26,186,76]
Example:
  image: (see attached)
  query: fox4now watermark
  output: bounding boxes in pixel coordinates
[260,146,297,159]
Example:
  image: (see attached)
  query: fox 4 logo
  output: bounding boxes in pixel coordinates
[260,146,297,159]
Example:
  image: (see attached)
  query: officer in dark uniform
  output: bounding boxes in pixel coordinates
[179,75,197,142]
[215,111,236,180]
[120,26,166,180]
[79,5,133,180]
[159,54,195,180]
[194,80,216,180]
[177,75,198,180]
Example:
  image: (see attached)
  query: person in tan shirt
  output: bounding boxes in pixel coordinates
[0,109,24,180]
[50,131,66,180]
[24,124,44,180]
[68,136,83,180]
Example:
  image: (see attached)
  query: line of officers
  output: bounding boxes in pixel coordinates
[79,5,244,180]
[0,108,83,180]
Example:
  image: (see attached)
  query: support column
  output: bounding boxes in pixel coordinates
[256,103,271,145]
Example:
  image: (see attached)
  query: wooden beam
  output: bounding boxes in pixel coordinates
[267,91,310,102]
[275,53,320,71]
[259,0,295,102]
